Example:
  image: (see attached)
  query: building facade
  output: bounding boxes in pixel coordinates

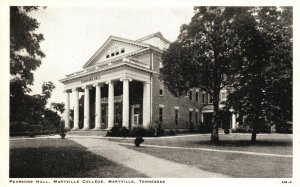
[60,32,237,131]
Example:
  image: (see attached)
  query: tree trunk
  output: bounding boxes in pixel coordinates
[211,92,220,143]
[251,122,257,143]
[251,114,259,143]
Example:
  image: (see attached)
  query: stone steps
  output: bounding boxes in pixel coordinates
[67,129,108,136]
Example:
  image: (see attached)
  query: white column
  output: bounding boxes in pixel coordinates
[201,113,204,123]
[121,78,130,128]
[72,88,79,130]
[107,81,114,129]
[94,84,102,130]
[64,91,70,130]
[143,81,151,127]
[232,113,237,130]
[83,86,91,130]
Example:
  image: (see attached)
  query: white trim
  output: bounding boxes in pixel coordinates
[159,104,165,108]
[83,35,150,68]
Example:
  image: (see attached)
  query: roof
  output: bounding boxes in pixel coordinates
[82,35,151,68]
[136,32,172,44]
[82,32,171,69]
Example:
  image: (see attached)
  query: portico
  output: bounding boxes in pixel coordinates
[61,57,154,130]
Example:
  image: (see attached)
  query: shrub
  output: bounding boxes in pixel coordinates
[119,127,129,137]
[106,125,121,137]
[189,122,194,132]
[105,131,113,137]
[235,125,252,133]
[199,123,211,134]
[224,128,230,134]
[111,125,121,135]
[168,130,176,136]
[134,137,144,147]
[132,126,147,137]
[276,121,292,134]
[28,132,36,137]
[148,121,164,136]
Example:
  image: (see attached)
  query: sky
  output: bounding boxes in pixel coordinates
[28,6,195,107]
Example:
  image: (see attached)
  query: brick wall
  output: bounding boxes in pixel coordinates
[151,52,208,130]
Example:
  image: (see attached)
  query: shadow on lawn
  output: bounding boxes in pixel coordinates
[195,140,292,147]
[10,139,145,178]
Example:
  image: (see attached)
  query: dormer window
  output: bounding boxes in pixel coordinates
[111,48,115,57]
[115,46,119,55]
[106,54,110,58]
[121,48,125,53]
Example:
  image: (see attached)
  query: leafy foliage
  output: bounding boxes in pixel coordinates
[9,6,58,131]
[161,7,258,142]
[226,7,292,142]
[50,102,65,114]
[10,6,45,93]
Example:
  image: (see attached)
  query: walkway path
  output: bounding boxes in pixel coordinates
[70,137,229,178]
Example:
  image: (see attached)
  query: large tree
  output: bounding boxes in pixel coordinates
[227,7,293,142]
[161,7,258,143]
[10,6,45,122]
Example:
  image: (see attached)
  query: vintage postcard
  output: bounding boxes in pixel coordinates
[1,0,299,187]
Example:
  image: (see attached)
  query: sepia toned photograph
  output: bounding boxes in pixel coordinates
[3,1,297,186]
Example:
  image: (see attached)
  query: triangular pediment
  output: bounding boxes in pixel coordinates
[83,36,150,68]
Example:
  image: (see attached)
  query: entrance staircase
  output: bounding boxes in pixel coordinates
[67,129,108,137]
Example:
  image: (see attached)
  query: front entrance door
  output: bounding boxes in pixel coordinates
[131,104,140,128]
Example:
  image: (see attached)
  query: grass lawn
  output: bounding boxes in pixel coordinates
[110,133,292,178]
[10,138,146,178]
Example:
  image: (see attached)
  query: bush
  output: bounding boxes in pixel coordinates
[168,130,176,136]
[132,126,147,137]
[106,125,121,137]
[276,121,292,133]
[189,122,195,132]
[199,123,211,134]
[224,128,230,134]
[148,121,164,137]
[235,125,252,133]
[119,127,130,137]
[134,137,144,147]
[105,124,165,137]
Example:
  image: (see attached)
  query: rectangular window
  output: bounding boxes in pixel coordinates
[189,111,192,124]
[121,48,125,53]
[189,91,193,101]
[195,112,198,126]
[175,92,179,98]
[159,108,163,123]
[221,92,226,101]
[208,94,213,104]
[175,109,179,125]
[159,83,164,96]
[202,93,205,103]
[196,92,199,102]
[106,54,110,58]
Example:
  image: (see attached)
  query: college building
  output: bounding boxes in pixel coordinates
[59,32,238,132]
